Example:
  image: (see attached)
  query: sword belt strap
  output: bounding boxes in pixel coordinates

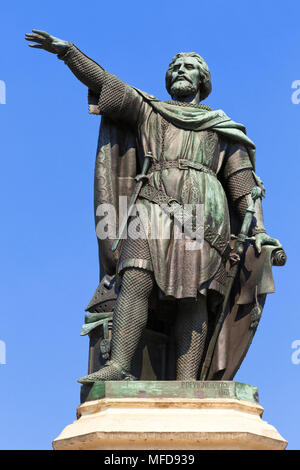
[149,159,216,177]
[139,184,230,258]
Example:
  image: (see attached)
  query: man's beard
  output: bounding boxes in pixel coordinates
[170,79,198,98]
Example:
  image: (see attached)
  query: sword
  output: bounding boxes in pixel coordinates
[200,185,263,381]
[112,153,152,252]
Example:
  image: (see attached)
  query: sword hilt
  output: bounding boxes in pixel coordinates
[135,153,152,183]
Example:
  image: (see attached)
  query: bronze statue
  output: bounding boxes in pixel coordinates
[25,30,286,386]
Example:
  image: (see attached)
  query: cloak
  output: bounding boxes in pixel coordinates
[86,88,283,380]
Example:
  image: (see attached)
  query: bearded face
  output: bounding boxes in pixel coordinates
[169,56,201,99]
[170,79,198,98]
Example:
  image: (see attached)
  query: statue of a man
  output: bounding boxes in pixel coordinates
[26,30,283,384]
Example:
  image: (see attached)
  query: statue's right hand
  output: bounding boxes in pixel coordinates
[25,29,71,55]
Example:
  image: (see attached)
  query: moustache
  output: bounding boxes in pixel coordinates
[171,75,193,85]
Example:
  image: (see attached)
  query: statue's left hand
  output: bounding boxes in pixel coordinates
[254,232,282,255]
[25,29,71,55]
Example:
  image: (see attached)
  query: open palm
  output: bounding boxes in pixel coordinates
[25,29,70,55]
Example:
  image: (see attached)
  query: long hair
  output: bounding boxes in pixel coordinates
[165,52,212,101]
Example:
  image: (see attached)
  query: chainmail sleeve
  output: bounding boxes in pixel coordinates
[223,143,266,234]
[58,44,143,126]
[58,44,105,94]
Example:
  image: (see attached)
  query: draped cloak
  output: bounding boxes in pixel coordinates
[87,86,279,379]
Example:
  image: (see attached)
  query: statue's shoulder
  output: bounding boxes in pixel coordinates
[131,86,160,102]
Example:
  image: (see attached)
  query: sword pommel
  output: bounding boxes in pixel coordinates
[135,153,152,183]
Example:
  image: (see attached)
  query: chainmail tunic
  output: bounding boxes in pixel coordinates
[60,45,259,299]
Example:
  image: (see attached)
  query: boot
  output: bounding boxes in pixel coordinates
[78,360,137,384]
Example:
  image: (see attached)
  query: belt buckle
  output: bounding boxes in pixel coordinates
[168,198,180,208]
[178,159,189,170]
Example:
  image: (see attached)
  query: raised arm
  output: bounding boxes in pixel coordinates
[25,30,143,125]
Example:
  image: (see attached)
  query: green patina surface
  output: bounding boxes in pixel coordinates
[84,381,259,403]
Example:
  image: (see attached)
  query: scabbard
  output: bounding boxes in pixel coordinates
[200,186,262,380]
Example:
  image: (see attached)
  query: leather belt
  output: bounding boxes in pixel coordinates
[149,159,216,177]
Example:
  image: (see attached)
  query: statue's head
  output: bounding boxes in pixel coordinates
[165,52,212,102]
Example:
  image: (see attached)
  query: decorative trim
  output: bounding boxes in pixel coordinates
[164,100,212,111]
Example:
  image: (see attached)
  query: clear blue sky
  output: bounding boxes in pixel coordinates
[0,0,299,450]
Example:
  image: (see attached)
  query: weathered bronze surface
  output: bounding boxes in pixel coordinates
[82,380,259,404]
[26,30,286,391]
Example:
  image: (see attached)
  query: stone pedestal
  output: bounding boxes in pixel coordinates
[53,381,287,450]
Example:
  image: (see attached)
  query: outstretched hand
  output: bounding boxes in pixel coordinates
[25,29,71,55]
